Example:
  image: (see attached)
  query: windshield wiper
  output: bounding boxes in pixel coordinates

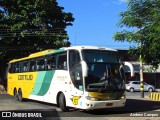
[100,76,120,92]
[98,81,109,92]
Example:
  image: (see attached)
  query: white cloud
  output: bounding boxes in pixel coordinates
[119,0,128,3]
[112,0,128,5]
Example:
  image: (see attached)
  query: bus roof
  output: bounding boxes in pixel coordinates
[64,46,117,51]
[9,46,117,63]
[9,49,54,63]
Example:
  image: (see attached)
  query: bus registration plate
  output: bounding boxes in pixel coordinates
[106,103,113,106]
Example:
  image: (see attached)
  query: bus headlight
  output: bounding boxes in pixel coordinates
[121,95,126,99]
[85,96,99,101]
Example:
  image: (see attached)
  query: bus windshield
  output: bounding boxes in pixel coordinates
[82,50,125,93]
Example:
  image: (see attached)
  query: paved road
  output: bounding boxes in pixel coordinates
[0,92,160,120]
[126,91,150,99]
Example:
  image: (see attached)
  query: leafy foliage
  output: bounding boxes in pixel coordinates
[0,0,74,60]
[114,0,160,68]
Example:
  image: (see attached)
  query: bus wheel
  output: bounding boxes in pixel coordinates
[59,93,69,112]
[18,89,23,102]
[14,88,18,101]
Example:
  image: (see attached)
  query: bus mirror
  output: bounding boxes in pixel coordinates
[81,61,88,77]
[124,62,135,77]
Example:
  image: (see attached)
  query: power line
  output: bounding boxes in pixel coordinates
[0,46,57,50]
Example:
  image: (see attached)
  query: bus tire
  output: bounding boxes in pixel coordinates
[18,89,23,102]
[59,93,69,112]
[14,88,18,101]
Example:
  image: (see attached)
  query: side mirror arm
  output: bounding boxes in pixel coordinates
[124,62,135,77]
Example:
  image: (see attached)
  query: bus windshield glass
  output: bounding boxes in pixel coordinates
[82,50,125,93]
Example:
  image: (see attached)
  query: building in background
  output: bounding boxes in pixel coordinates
[118,50,160,90]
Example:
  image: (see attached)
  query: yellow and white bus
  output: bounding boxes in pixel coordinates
[7,46,134,111]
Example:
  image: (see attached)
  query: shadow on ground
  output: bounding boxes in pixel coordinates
[1,94,160,117]
[82,99,160,116]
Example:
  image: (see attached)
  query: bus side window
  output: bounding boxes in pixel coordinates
[16,63,19,73]
[57,52,67,70]
[30,60,36,71]
[9,62,20,73]
[46,54,56,70]
[9,63,14,73]
[22,61,29,72]
[15,62,20,73]
[36,58,45,71]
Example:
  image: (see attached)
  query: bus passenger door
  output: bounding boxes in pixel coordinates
[69,50,84,95]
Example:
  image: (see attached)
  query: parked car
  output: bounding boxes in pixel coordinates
[126,81,155,92]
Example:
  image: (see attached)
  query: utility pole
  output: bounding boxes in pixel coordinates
[139,38,144,98]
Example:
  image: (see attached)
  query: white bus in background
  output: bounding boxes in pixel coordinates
[8,46,134,112]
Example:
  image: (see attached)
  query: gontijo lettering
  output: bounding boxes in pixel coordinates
[18,75,33,80]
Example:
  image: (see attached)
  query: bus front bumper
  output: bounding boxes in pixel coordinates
[78,98,126,110]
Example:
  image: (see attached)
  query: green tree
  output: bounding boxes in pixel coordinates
[114,0,160,68]
[0,0,74,60]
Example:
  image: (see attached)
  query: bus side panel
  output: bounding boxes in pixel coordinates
[43,70,84,108]
[21,72,38,98]
[43,70,70,104]
[7,72,38,99]
[28,70,55,102]
[28,70,75,106]
[7,73,16,96]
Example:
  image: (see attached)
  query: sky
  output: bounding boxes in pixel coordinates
[58,0,137,49]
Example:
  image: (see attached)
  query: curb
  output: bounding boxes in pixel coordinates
[0,92,7,95]
[127,96,150,101]
[149,92,160,101]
